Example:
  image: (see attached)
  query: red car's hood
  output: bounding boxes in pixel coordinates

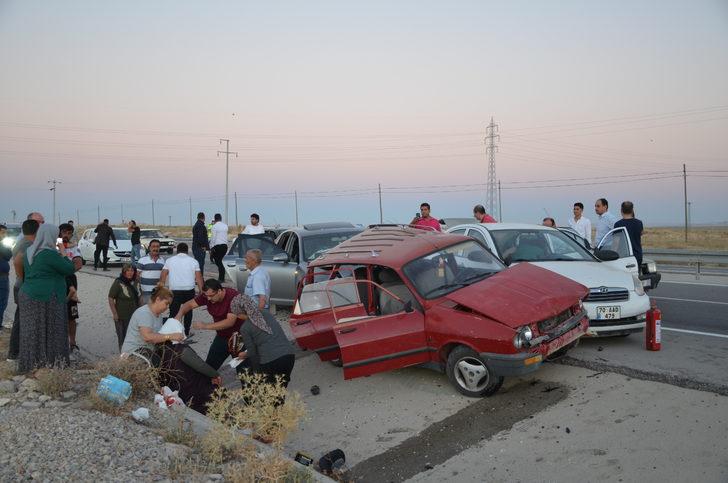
[444,263,587,329]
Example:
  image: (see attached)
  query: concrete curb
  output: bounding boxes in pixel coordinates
[176,407,335,482]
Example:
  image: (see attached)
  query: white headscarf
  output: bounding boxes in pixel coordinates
[26,224,58,265]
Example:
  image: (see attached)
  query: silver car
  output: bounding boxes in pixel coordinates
[223,222,364,307]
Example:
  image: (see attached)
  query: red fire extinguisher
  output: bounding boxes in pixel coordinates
[645,299,661,351]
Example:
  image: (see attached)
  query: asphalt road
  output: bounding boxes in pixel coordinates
[649,279,728,336]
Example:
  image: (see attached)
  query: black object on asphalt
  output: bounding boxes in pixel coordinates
[318,449,345,472]
[310,385,320,395]
[294,452,314,466]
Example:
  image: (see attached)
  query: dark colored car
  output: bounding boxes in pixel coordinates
[289,226,589,397]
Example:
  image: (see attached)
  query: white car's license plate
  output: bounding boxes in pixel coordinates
[119,256,130,262]
[596,306,621,320]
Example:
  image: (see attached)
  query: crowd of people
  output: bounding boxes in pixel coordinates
[1,210,292,412]
[0,200,643,411]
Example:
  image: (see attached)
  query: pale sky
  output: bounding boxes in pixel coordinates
[1,0,727,228]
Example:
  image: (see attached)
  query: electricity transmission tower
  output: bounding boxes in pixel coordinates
[218,139,238,225]
[484,117,499,218]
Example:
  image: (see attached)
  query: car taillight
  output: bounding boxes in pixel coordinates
[293,300,301,316]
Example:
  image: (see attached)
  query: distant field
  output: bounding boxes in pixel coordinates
[76,224,728,251]
[642,226,728,251]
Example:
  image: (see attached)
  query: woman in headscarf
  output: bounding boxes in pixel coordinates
[230,294,295,388]
[17,224,76,372]
[107,263,140,351]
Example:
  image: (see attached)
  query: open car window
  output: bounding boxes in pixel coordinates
[597,227,632,258]
[298,277,360,314]
[228,234,287,259]
[403,240,503,299]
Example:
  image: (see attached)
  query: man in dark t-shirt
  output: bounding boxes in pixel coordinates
[129,220,142,267]
[614,201,644,269]
[173,278,242,370]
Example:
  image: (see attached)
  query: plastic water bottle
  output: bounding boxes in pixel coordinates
[97,375,132,405]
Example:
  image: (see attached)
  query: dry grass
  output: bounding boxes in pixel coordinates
[35,366,73,397]
[0,360,15,380]
[92,356,161,398]
[0,331,14,379]
[159,408,198,447]
[205,372,306,448]
[642,227,728,251]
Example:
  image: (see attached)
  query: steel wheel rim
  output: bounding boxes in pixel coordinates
[454,356,490,392]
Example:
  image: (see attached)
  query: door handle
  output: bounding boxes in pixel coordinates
[295,319,311,326]
[339,327,357,334]
[626,264,636,268]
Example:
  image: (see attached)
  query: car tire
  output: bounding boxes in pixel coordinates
[446,346,504,398]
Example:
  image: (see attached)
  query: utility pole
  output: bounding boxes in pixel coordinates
[76,209,80,226]
[294,191,299,226]
[683,163,688,242]
[498,180,503,222]
[378,183,383,224]
[189,197,193,226]
[217,139,238,225]
[234,192,239,227]
[97,205,100,224]
[11,210,16,222]
[48,179,62,225]
[152,199,156,226]
[121,204,124,223]
[168,215,172,227]
[484,118,500,219]
[687,201,692,228]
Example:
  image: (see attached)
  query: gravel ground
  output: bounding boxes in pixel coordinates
[0,265,298,481]
[0,408,169,482]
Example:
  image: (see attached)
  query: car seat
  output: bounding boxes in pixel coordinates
[377,268,418,315]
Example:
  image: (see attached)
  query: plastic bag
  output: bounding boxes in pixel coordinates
[154,386,185,410]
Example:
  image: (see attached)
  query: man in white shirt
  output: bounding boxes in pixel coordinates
[568,202,593,246]
[159,242,203,335]
[209,213,229,282]
[241,213,265,235]
[137,239,165,304]
[594,198,619,246]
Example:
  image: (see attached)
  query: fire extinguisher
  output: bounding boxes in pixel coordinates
[645,299,662,351]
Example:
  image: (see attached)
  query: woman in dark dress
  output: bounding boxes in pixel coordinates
[18,224,75,372]
[108,263,139,351]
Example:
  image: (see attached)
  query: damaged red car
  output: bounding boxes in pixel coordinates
[289,226,589,397]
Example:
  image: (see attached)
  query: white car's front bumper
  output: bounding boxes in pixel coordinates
[584,290,650,336]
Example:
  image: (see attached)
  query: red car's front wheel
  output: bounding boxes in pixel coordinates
[446,346,504,397]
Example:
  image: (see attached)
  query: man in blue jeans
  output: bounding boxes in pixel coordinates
[0,225,11,332]
[192,212,209,274]
[129,220,142,267]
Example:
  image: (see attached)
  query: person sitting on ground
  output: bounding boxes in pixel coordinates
[120,286,183,363]
[230,294,295,389]
[156,318,221,414]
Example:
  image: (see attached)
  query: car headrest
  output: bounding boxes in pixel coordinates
[378,268,400,284]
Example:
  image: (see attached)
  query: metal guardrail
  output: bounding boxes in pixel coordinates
[644,249,728,279]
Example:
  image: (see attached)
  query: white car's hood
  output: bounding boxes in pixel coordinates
[527,261,632,289]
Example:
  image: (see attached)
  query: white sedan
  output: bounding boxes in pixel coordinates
[78,227,143,266]
[447,223,650,337]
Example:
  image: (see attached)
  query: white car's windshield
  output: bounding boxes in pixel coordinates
[490,229,595,263]
[140,230,163,238]
[403,240,503,299]
[112,229,131,240]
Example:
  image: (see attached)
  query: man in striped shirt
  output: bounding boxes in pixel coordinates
[137,239,165,304]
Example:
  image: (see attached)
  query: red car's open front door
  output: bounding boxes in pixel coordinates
[327,279,430,380]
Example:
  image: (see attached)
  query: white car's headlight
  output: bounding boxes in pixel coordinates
[632,274,645,296]
[2,238,14,248]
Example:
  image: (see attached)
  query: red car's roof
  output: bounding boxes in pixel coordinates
[311,225,468,270]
